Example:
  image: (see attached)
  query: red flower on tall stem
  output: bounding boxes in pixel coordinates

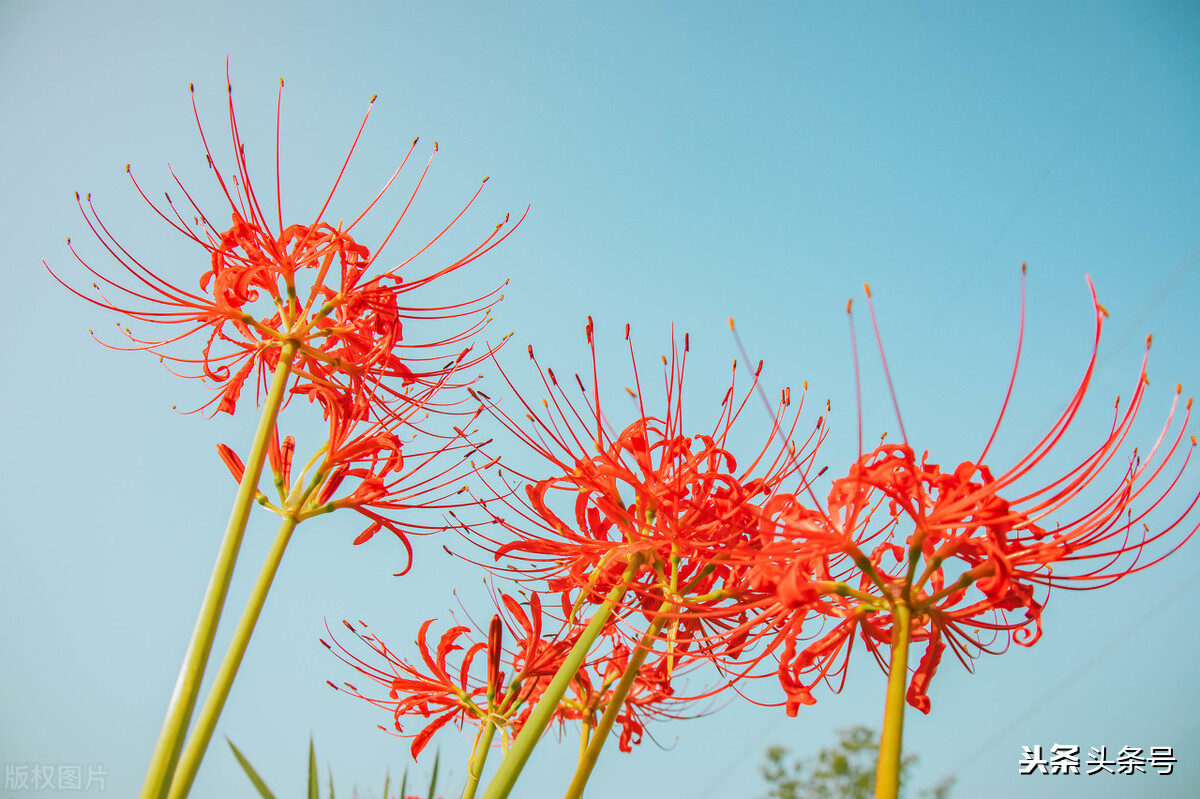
[723,271,1198,716]
[325,592,573,758]
[48,67,523,417]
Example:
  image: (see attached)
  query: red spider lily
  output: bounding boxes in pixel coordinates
[721,273,1198,716]
[48,67,523,417]
[462,319,827,632]
[324,592,573,758]
[212,386,496,573]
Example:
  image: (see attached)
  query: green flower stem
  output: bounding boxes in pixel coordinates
[139,340,298,799]
[462,720,498,799]
[167,513,299,799]
[480,554,644,799]
[564,602,672,799]
[875,602,911,799]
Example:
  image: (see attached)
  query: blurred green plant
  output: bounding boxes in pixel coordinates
[760,727,954,799]
[226,736,441,799]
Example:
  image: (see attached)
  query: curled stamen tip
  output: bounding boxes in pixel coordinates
[411,136,419,146]
[863,283,872,298]
[625,387,636,397]
[846,298,853,313]
[1146,334,1153,348]
[527,344,534,359]
[1177,383,1183,394]
[662,355,668,365]
[73,191,79,200]
[279,78,284,87]
[728,316,735,331]
[227,82,232,93]
[369,93,377,103]
[624,322,630,340]
[433,141,439,151]
[483,176,490,183]
[803,380,808,390]
[1021,261,1027,274]
[1188,398,1193,410]
[1191,435,1196,446]
[684,332,690,351]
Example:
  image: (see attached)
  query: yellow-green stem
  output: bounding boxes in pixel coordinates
[462,720,498,799]
[480,555,643,799]
[578,719,591,761]
[875,602,911,799]
[139,341,298,799]
[167,514,299,799]
[564,604,672,799]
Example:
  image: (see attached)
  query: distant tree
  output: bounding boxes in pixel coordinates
[759,726,954,799]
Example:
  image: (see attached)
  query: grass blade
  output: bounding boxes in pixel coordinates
[225,737,277,799]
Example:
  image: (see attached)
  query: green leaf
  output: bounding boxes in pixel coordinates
[308,736,319,799]
[382,771,390,799]
[427,750,440,799]
[328,765,336,799]
[225,737,277,799]
[399,767,408,799]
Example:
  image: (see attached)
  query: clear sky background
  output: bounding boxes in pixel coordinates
[2,2,1199,798]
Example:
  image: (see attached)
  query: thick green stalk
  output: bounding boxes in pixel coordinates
[875,602,911,799]
[167,514,299,798]
[564,604,672,799]
[139,341,298,799]
[480,555,643,799]
[461,720,498,799]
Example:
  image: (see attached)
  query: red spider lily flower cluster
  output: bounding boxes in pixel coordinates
[717,275,1198,716]
[326,591,706,761]
[48,70,523,422]
[324,592,576,758]
[464,319,825,626]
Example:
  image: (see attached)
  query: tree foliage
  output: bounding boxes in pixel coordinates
[759,727,954,799]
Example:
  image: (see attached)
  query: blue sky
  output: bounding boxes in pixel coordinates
[2,1,1198,797]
